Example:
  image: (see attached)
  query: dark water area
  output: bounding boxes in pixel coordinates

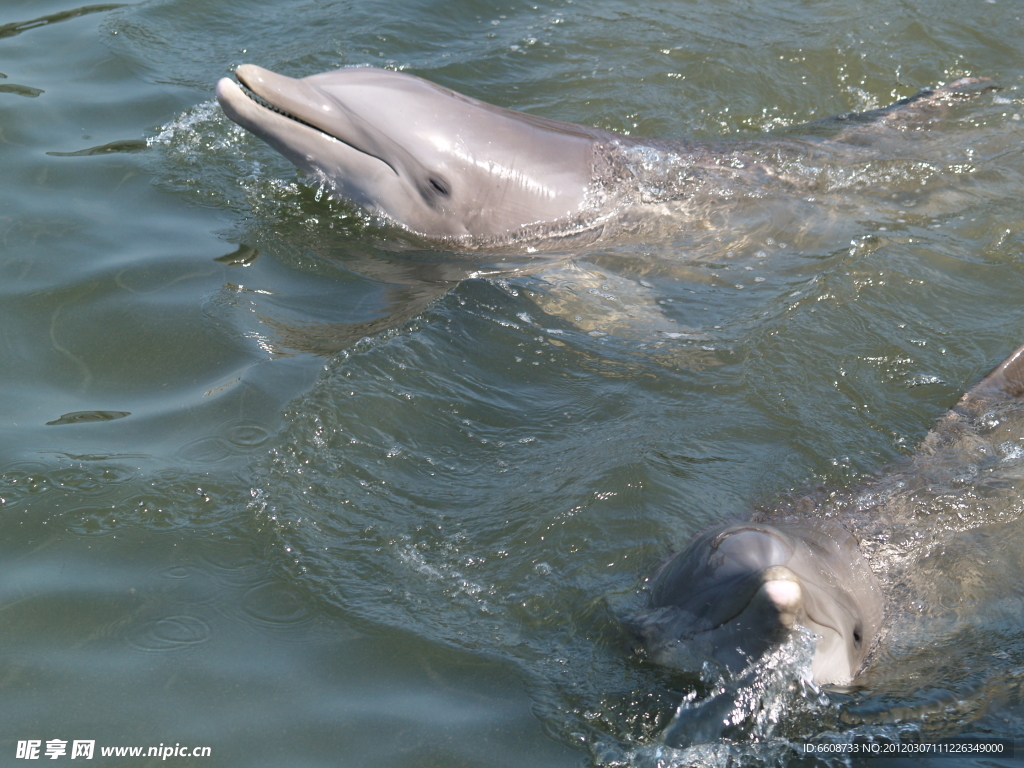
[3,0,1024,765]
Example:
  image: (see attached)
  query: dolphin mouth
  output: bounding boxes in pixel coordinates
[226,67,400,177]
[231,70,333,141]
[233,77,317,131]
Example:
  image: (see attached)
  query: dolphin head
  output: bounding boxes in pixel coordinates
[216,65,610,240]
[633,522,882,685]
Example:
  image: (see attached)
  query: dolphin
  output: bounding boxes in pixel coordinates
[634,520,881,686]
[632,340,1024,696]
[215,65,990,243]
[216,64,625,241]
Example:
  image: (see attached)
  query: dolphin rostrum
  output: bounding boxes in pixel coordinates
[632,341,1024,698]
[216,65,989,243]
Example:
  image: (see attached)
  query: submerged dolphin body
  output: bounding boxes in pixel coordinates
[633,341,1024,695]
[216,65,988,243]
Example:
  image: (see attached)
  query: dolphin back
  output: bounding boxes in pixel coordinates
[913,341,1024,463]
[958,342,1024,407]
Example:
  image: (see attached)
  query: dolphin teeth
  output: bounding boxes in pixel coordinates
[238,81,289,116]
[236,80,329,138]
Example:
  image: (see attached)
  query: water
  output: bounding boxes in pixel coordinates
[3,0,1024,765]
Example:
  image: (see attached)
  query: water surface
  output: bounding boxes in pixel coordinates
[3,0,1024,765]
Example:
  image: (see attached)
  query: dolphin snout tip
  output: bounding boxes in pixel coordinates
[758,565,802,628]
[233,64,270,85]
[763,578,801,606]
[215,77,236,100]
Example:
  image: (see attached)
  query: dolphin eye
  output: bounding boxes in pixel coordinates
[428,176,450,197]
[419,176,451,207]
[853,623,863,648]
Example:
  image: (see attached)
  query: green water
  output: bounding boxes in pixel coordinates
[3,0,1024,765]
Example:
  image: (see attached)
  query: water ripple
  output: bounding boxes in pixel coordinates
[125,615,211,653]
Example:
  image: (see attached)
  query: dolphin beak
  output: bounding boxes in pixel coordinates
[758,566,802,629]
[231,65,330,125]
[215,75,266,129]
[225,64,421,183]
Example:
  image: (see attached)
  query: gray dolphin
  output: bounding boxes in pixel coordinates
[216,65,622,241]
[633,341,1024,695]
[635,520,881,686]
[216,65,989,243]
